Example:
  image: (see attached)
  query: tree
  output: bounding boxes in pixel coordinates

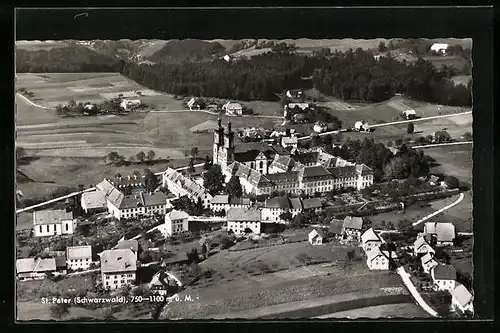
[190,147,199,160]
[407,122,414,134]
[398,219,414,235]
[444,175,460,189]
[105,152,121,164]
[384,157,407,180]
[16,147,25,161]
[136,151,146,162]
[378,41,387,52]
[147,150,156,161]
[143,169,158,192]
[463,132,472,141]
[279,211,293,223]
[203,155,212,170]
[133,170,141,178]
[187,158,195,174]
[203,164,225,196]
[186,248,199,264]
[50,302,70,320]
[226,175,243,198]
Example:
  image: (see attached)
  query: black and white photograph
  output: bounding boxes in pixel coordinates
[14,8,482,322]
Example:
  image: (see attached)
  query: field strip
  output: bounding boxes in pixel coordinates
[16,93,53,110]
[411,141,473,149]
[370,111,472,128]
[412,193,465,227]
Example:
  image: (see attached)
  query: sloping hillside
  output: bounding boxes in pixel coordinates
[16,44,119,72]
[145,39,225,64]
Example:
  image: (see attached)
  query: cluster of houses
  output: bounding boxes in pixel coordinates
[187,97,243,116]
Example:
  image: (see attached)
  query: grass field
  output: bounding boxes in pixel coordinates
[160,241,406,319]
[424,144,473,185]
[315,302,430,318]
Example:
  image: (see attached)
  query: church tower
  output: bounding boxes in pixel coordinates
[223,120,235,166]
[213,118,224,165]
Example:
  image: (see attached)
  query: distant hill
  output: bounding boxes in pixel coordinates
[145,39,226,64]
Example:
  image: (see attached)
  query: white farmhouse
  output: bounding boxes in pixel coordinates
[120,99,141,111]
[313,121,328,133]
[66,245,92,271]
[100,249,137,290]
[430,43,449,54]
[16,257,56,281]
[366,246,390,270]
[227,207,261,235]
[354,120,370,132]
[33,210,76,237]
[163,209,189,237]
[421,252,439,274]
[308,228,326,245]
[223,102,243,116]
[402,109,417,120]
[451,283,474,314]
[431,264,456,291]
[413,235,435,257]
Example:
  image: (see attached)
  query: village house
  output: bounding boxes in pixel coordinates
[428,175,440,186]
[227,207,261,235]
[187,97,203,110]
[413,235,436,257]
[298,165,333,195]
[289,197,303,217]
[81,190,107,214]
[301,197,323,214]
[55,255,67,275]
[313,121,328,133]
[163,209,189,237]
[423,222,456,246]
[16,257,56,281]
[361,228,384,253]
[421,252,439,274]
[328,219,344,239]
[262,197,291,222]
[402,109,417,120]
[366,246,390,270]
[107,174,146,191]
[268,155,296,174]
[223,102,243,116]
[113,239,139,261]
[431,264,457,291]
[342,216,363,241]
[451,283,474,314]
[281,136,298,150]
[286,102,310,112]
[286,89,304,99]
[100,249,137,290]
[120,99,141,111]
[210,195,251,213]
[33,209,76,237]
[354,120,370,132]
[104,189,169,220]
[430,43,449,54]
[162,168,212,209]
[308,228,326,245]
[66,245,92,271]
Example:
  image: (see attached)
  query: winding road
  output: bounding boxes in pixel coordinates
[412,192,465,227]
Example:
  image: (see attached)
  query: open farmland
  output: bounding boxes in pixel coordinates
[160,241,406,319]
[315,303,430,318]
[424,144,473,185]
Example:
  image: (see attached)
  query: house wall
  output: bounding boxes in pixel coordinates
[164,217,189,236]
[363,240,382,253]
[415,245,435,256]
[422,260,438,274]
[17,271,51,281]
[436,240,454,247]
[309,235,323,245]
[34,221,73,237]
[367,256,389,270]
[356,174,374,190]
[227,221,261,235]
[262,207,286,222]
[434,279,456,291]
[67,257,91,270]
[102,271,136,290]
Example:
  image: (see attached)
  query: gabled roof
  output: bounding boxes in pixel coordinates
[16,257,56,273]
[266,172,299,183]
[166,209,189,221]
[270,144,290,156]
[355,164,374,176]
[414,236,433,251]
[289,197,303,210]
[294,152,319,164]
[100,249,136,273]
[309,228,326,239]
[361,228,382,244]
[211,194,229,205]
[270,155,296,171]
[421,253,437,265]
[327,166,358,178]
[451,283,473,307]
[81,191,107,209]
[67,245,92,260]
[425,222,455,242]
[113,240,138,253]
[229,197,251,206]
[300,166,332,179]
[33,210,73,226]
[227,207,261,222]
[265,197,290,209]
[343,216,363,230]
[366,247,388,262]
[302,198,322,210]
[329,219,343,234]
[432,264,457,280]
[143,191,167,207]
[96,179,116,196]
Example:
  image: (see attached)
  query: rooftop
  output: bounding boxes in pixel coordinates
[289,197,303,210]
[100,249,137,273]
[329,219,343,234]
[451,283,473,308]
[265,197,291,209]
[81,191,107,210]
[33,210,73,226]
[343,216,363,230]
[113,239,139,253]
[16,257,56,273]
[432,264,457,280]
[227,207,261,222]
[166,209,189,221]
[302,197,322,210]
[67,245,92,260]
[361,228,382,244]
[300,166,332,179]
[421,253,436,265]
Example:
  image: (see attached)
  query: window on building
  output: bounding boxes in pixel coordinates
[39,226,42,233]
[65,223,69,231]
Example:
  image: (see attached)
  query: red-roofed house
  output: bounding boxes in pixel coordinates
[431,264,457,291]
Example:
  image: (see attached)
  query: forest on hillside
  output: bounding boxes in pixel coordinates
[16,46,472,107]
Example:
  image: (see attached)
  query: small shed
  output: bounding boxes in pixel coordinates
[308,228,326,245]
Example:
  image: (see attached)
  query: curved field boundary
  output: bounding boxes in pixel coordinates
[412,192,465,227]
[16,93,53,110]
[411,141,472,149]
[397,267,438,317]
